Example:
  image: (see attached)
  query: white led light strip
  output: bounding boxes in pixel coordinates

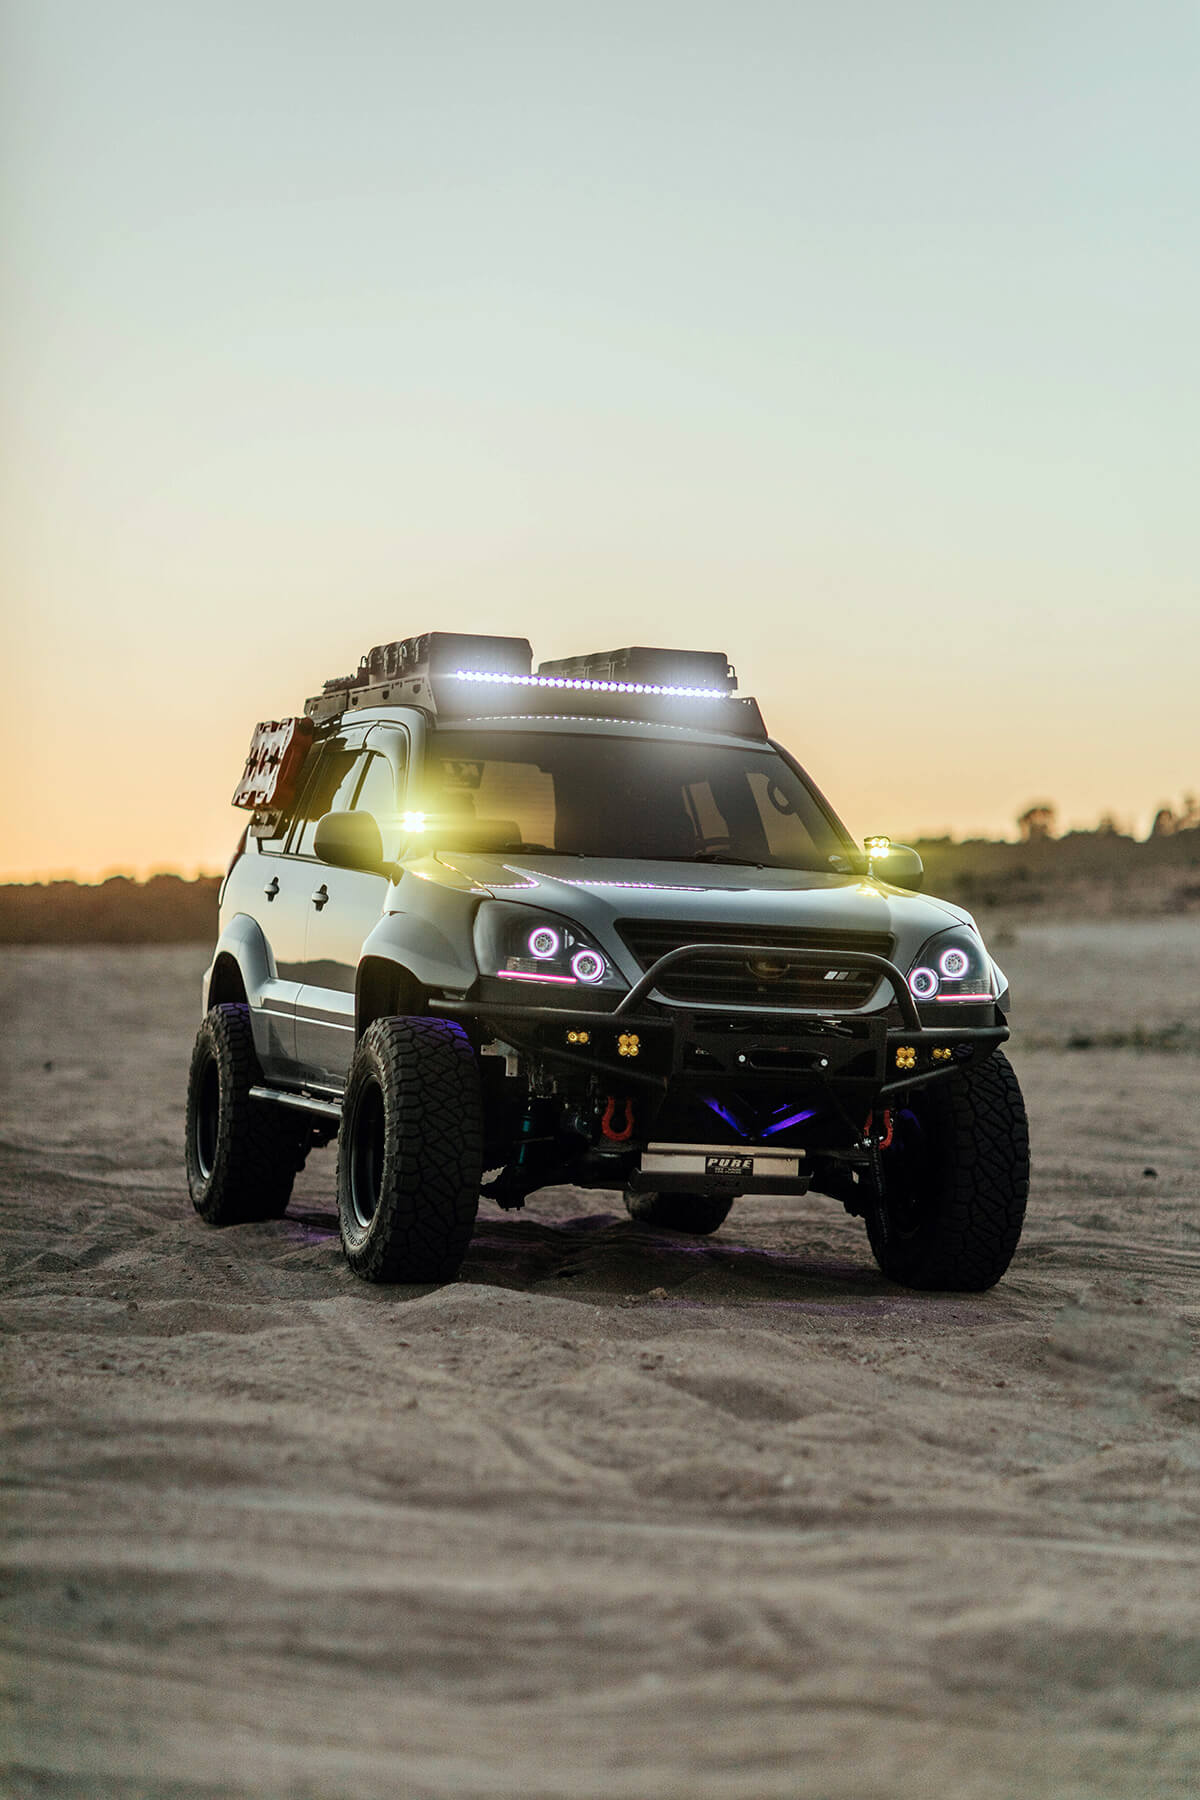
[450,669,729,700]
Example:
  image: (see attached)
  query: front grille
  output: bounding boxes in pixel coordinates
[616,919,895,1009]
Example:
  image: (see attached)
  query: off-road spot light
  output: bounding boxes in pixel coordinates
[566,1030,591,1045]
[908,966,939,1001]
[618,1033,640,1058]
[932,1046,953,1062]
[401,810,426,832]
[527,925,561,960]
[895,1046,917,1070]
[571,948,606,983]
[864,835,891,858]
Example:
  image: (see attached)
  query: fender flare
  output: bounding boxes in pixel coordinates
[202,912,276,1013]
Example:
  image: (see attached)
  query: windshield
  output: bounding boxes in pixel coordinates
[421,730,849,869]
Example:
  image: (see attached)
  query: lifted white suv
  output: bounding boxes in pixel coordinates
[186,633,1029,1289]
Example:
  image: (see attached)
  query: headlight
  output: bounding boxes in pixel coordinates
[906,927,994,1004]
[474,903,627,992]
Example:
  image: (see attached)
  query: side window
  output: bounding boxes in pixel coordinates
[353,753,399,821]
[352,752,403,859]
[291,745,362,857]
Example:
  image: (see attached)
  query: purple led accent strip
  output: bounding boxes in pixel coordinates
[496,968,577,986]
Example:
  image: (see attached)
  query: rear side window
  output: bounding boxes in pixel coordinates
[290,746,361,857]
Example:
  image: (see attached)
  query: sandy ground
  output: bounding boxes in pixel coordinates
[2,924,1199,1799]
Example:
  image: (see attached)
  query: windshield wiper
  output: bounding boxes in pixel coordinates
[683,851,768,867]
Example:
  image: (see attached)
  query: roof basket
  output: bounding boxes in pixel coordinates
[303,632,764,737]
[537,645,736,695]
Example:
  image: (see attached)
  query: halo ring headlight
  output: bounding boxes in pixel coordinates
[939,947,970,979]
[908,966,939,1001]
[570,948,606,983]
[527,925,561,960]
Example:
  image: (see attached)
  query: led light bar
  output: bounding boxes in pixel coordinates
[450,670,730,700]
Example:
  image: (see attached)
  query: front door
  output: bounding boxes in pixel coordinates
[294,727,409,1089]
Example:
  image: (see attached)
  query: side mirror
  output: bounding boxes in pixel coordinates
[864,835,924,890]
[313,810,385,873]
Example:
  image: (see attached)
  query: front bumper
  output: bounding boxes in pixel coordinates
[430,941,1008,1111]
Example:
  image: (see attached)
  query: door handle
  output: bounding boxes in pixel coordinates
[264,876,280,901]
[311,884,330,910]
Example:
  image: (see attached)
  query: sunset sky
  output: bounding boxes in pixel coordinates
[3,2,1196,881]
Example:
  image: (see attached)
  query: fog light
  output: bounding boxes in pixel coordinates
[932,1046,952,1063]
[895,1046,917,1070]
[618,1033,640,1058]
[566,1030,591,1046]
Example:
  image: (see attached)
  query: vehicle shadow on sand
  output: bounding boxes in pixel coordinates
[283,1196,899,1309]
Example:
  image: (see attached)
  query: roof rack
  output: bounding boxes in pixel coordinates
[536,645,736,694]
[304,632,765,738]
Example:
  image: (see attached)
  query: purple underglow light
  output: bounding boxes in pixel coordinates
[699,1096,818,1140]
[761,1108,817,1137]
[497,968,577,985]
[701,1095,748,1136]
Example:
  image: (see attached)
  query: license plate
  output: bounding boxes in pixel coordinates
[705,1154,754,1178]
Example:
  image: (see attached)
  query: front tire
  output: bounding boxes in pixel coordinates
[866,1049,1030,1291]
[185,1004,302,1225]
[624,1190,735,1235]
[337,1017,483,1283]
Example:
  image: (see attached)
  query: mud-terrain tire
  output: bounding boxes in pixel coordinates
[866,1049,1029,1291]
[337,1017,483,1284]
[624,1190,735,1235]
[185,1004,303,1225]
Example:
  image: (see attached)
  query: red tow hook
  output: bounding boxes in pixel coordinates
[865,1109,894,1151]
[601,1096,635,1143]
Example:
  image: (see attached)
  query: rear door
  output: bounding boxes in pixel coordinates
[294,723,410,1089]
[220,767,322,1083]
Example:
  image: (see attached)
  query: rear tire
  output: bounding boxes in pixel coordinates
[337,1017,483,1283]
[624,1190,735,1235]
[866,1049,1030,1291]
[185,1004,302,1224]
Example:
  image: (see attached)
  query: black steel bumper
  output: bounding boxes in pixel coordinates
[430,942,1008,1105]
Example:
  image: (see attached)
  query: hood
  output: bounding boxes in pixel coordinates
[434,851,976,979]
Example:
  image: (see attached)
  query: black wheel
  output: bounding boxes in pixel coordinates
[337,1017,483,1283]
[866,1049,1030,1291]
[624,1190,735,1235]
[185,1004,303,1225]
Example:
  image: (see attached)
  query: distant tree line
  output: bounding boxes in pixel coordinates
[0,874,221,944]
[1016,795,1199,843]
